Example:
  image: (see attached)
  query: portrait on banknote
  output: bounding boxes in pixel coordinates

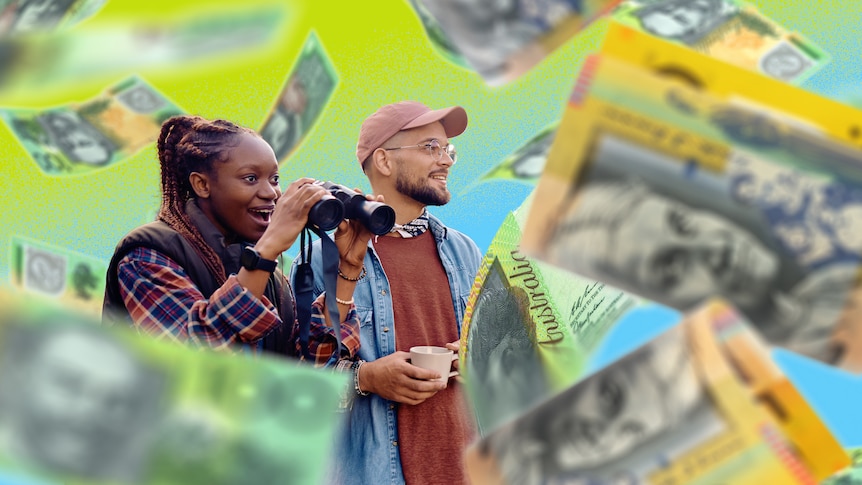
[465,258,550,433]
[37,110,115,166]
[418,0,585,81]
[542,133,857,363]
[3,0,76,34]
[0,320,166,482]
[259,31,336,163]
[260,101,302,162]
[629,0,737,45]
[480,323,719,485]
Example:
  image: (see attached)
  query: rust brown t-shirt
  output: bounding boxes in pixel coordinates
[374,231,475,485]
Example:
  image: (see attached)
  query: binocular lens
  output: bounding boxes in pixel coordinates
[307,197,344,231]
[364,205,396,236]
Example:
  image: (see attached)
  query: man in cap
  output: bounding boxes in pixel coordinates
[294,100,481,484]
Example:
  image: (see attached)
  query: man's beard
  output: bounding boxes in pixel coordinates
[396,172,451,206]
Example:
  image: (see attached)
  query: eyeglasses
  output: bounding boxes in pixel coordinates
[382,139,457,164]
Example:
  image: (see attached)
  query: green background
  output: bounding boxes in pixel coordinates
[0,0,861,449]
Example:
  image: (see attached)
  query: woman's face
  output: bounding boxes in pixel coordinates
[613,193,780,310]
[196,133,281,243]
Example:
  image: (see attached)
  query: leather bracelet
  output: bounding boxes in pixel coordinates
[354,360,369,396]
[335,296,354,305]
[338,265,367,281]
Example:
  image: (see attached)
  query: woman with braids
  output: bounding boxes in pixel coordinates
[103,115,375,363]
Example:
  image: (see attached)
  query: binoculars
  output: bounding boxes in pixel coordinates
[307,182,396,235]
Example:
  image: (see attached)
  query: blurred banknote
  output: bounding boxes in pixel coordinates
[611,0,829,84]
[597,23,861,144]
[0,0,107,36]
[415,0,623,85]
[521,51,862,370]
[465,300,849,485]
[462,193,642,433]
[0,297,347,485]
[823,448,862,484]
[405,0,469,68]
[0,7,284,94]
[480,121,558,184]
[1,75,183,175]
[10,235,106,316]
[259,30,337,164]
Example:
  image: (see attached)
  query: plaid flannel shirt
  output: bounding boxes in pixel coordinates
[117,246,360,365]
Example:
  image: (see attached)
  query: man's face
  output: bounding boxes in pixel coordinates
[18,331,148,475]
[387,121,454,207]
[614,191,779,310]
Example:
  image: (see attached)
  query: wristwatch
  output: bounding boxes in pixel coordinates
[240,246,278,273]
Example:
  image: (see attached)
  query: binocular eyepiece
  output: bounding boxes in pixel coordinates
[306,182,396,236]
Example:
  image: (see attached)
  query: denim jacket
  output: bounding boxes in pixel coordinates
[291,213,481,485]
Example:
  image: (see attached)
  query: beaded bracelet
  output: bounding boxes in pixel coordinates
[335,296,354,305]
[353,360,369,396]
[338,265,367,281]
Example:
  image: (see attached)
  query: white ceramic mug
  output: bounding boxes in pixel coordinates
[409,345,459,382]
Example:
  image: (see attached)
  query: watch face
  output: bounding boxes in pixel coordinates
[242,247,276,272]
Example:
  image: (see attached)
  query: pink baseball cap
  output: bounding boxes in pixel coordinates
[356,101,468,167]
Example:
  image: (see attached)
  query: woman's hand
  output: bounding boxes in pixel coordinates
[255,177,327,259]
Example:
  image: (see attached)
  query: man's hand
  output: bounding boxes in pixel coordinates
[359,351,447,405]
[445,340,463,383]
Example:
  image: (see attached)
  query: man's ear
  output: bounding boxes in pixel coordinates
[371,148,393,177]
[189,172,211,198]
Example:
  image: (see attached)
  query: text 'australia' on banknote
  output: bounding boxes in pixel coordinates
[1,75,184,176]
[0,297,348,485]
[464,300,849,485]
[259,30,338,164]
[461,192,641,434]
[521,49,862,371]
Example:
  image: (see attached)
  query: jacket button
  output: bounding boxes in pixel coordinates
[389,403,395,410]
[392,441,398,447]
[380,289,387,296]
[383,327,389,332]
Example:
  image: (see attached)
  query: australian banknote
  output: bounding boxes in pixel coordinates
[1,75,183,175]
[0,295,347,485]
[480,121,558,184]
[611,0,829,84]
[596,23,859,145]
[521,48,862,370]
[9,235,106,316]
[823,448,862,484]
[0,6,285,95]
[259,30,338,164]
[0,0,107,36]
[462,192,642,433]
[405,0,468,68]
[415,0,623,85]
[465,300,849,485]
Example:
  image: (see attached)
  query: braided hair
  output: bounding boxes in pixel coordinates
[156,115,257,284]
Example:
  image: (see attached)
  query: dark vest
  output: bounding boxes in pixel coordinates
[102,221,295,356]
